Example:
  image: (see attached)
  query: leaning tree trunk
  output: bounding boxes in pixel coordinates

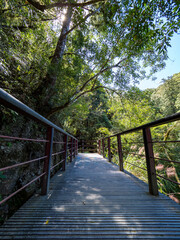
[34,6,73,114]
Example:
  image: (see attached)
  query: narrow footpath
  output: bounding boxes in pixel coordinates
[0,153,180,239]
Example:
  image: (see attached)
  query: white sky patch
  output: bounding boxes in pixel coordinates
[51,8,67,35]
[136,33,180,90]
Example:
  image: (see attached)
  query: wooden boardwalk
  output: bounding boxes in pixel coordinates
[0,153,180,239]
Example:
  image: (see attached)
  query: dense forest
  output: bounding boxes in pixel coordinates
[0,0,180,223]
[1,0,180,117]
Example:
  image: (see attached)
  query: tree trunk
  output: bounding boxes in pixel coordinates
[34,6,73,114]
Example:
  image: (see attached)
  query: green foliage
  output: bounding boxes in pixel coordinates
[1,0,180,116]
[0,0,57,104]
[0,172,6,180]
[59,89,112,140]
[108,87,160,132]
[151,73,180,116]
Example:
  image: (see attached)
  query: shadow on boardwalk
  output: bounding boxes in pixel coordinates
[0,153,180,239]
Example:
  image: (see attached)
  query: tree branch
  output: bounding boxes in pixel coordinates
[46,55,128,117]
[27,0,105,12]
[62,7,100,39]
[91,85,122,96]
[49,8,100,62]
[1,25,37,30]
[46,84,121,117]
[81,6,94,12]
[2,4,28,13]
[78,57,128,93]
[39,17,58,22]
[51,6,73,65]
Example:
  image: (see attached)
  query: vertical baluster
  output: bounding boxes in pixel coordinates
[73,139,76,158]
[70,137,73,162]
[82,139,84,153]
[143,127,158,196]
[76,140,78,155]
[108,137,111,162]
[80,139,82,153]
[74,139,76,156]
[63,134,68,171]
[117,134,123,171]
[99,140,101,155]
[41,127,54,195]
[102,138,105,158]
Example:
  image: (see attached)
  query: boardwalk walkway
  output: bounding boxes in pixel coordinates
[1,153,180,239]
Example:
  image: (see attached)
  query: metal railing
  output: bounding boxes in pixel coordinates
[78,139,97,153]
[98,113,180,196]
[0,89,78,205]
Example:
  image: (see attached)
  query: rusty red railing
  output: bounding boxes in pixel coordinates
[0,89,78,205]
[98,113,180,196]
[78,139,97,153]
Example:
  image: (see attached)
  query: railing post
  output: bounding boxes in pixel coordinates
[117,134,123,171]
[76,140,78,155]
[108,137,111,162]
[80,139,82,152]
[102,138,105,158]
[73,138,76,158]
[143,127,158,196]
[41,127,54,195]
[72,138,74,158]
[70,137,73,162]
[82,139,84,153]
[98,140,101,154]
[75,140,77,155]
[63,134,68,171]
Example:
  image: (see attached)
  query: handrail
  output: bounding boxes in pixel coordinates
[78,139,97,153]
[0,88,78,205]
[0,88,77,139]
[103,112,180,139]
[98,113,180,196]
